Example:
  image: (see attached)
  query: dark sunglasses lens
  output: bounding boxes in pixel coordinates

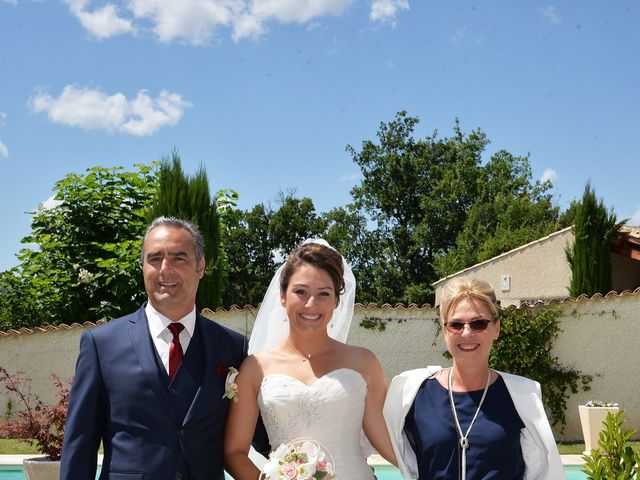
[445,320,491,333]
[470,319,490,331]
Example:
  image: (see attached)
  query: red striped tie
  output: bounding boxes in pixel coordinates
[168,323,184,381]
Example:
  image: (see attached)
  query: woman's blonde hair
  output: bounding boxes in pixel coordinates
[439,277,499,323]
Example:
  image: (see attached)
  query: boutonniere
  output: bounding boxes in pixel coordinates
[220,365,239,403]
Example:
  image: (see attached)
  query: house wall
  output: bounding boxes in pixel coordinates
[435,229,574,307]
[1,292,639,442]
[611,253,640,292]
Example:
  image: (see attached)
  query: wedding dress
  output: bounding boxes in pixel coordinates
[258,368,375,479]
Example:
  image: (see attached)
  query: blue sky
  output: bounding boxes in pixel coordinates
[1,0,638,272]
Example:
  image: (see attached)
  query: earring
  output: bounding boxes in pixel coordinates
[283,317,288,323]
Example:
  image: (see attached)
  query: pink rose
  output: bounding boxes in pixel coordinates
[282,462,298,479]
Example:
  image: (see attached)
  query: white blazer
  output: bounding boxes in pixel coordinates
[383,367,566,480]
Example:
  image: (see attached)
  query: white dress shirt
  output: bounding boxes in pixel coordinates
[145,302,196,376]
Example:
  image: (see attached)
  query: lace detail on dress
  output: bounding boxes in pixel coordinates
[258,368,374,479]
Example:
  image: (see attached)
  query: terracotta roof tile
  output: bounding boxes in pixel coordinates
[0,320,106,337]
[620,225,640,240]
[1,288,639,336]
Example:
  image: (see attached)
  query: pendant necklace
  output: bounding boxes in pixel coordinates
[287,340,312,361]
[448,368,491,480]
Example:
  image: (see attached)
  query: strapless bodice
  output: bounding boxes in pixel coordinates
[258,368,374,479]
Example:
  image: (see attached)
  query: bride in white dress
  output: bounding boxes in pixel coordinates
[224,240,397,479]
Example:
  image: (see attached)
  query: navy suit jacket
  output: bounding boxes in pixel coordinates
[60,304,253,480]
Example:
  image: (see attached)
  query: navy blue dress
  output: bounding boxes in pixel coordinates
[403,375,525,479]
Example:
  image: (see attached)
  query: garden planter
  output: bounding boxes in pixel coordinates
[578,404,620,454]
[23,457,60,480]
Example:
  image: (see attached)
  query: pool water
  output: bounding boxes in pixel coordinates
[0,464,587,479]
[372,465,586,479]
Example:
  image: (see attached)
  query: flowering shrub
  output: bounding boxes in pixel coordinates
[0,366,70,460]
[585,400,619,408]
[261,437,335,479]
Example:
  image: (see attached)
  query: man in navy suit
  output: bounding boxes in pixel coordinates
[61,217,265,480]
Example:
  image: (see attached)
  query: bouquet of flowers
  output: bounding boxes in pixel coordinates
[260,437,335,479]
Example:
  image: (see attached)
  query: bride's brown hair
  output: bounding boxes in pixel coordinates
[280,243,346,306]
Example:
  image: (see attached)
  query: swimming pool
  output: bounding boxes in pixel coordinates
[372,465,586,479]
[0,464,588,479]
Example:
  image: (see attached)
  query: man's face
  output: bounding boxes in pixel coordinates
[142,226,204,320]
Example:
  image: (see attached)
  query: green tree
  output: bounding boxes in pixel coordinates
[220,192,326,307]
[268,191,325,257]
[435,150,561,276]
[321,205,380,303]
[348,112,492,303]
[221,203,276,307]
[348,111,564,303]
[0,164,157,329]
[565,182,623,297]
[149,152,223,310]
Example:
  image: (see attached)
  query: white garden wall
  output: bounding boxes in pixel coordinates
[1,290,638,441]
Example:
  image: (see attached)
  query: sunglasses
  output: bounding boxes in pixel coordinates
[444,319,492,334]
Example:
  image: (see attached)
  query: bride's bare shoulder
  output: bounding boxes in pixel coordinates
[334,343,382,379]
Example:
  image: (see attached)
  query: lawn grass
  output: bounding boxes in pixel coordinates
[0,438,39,455]
[557,442,588,455]
[557,441,640,455]
[0,438,104,455]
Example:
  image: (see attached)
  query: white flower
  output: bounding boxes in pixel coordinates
[78,268,94,284]
[585,400,619,407]
[222,366,239,402]
[299,440,320,463]
[296,460,316,479]
[261,438,335,479]
[262,443,289,478]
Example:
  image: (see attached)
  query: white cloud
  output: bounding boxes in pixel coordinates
[370,0,409,27]
[540,168,558,184]
[0,112,6,125]
[250,0,353,23]
[232,12,268,41]
[232,0,356,41]
[630,206,640,225]
[129,0,236,45]
[451,26,467,43]
[64,0,135,39]
[40,196,63,211]
[2,0,18,5]
[0,141,8,159]
[543,5,561,24]
[28,85,191,136]
[64,0,357,44]
[340,172,359,182]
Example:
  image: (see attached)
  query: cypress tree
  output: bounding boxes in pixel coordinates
[565,182,622,297]
[149,151,223,310]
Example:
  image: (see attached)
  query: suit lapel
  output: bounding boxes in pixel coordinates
[129,306,177,421]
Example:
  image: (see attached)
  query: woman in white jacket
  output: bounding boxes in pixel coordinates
[383,278,565,479]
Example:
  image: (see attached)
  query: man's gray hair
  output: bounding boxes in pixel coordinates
[141,217,205,265]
